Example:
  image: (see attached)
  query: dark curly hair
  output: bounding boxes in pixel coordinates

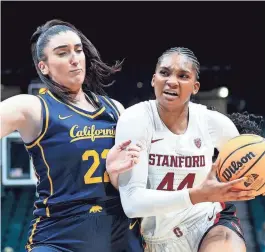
[207,106,264,137]
[206,106,264,162]
[227,111,264,136]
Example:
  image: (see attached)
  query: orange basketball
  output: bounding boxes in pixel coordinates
[217,134,265,196]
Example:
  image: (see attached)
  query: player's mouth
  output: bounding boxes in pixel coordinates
[70,69,83,74]
[163,90,178,96]
[163,90,178,99]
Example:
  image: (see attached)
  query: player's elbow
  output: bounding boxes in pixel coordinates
[122,204,138,218]
[120,190,143,218]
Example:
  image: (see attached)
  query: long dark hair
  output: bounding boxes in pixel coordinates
[30,19,123,105]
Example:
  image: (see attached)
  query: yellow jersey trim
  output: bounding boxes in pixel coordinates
[26,217,41,251]
[102,96,120,119]
[47,91,105,118]
[25,96,49,149]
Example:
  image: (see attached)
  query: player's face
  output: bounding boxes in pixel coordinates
[38,31,86,92]
[152,53,200,110]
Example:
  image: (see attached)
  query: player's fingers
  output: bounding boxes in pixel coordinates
[232,196,255,201]
[118,159,135,173]
[133,157,140,164]
[226,177,249,188]
[136,142,143,148]
[127,145,142,152]
[228,191,256,201]
[126,151,140,159]
[227,189,256,199]
[117,140,132,150]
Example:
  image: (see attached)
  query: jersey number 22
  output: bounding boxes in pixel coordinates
[82,149,110,184]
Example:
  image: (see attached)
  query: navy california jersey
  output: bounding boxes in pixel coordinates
[25,89,123,218]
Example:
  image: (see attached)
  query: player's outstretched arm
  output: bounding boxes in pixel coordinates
[0,94,41,138]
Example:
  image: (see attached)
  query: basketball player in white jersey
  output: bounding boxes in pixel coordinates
[106,48,257,252]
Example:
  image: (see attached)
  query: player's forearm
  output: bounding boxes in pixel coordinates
[189,186,208,205]
[119,186,193,218]
[108,173,119,190]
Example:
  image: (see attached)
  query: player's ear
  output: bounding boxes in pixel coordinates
[192,81,200,95]
[38,61,49,75]
[151,74,156,87]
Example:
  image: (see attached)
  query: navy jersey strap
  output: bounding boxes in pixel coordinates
[24,94,49,149]
[97,95,121,122]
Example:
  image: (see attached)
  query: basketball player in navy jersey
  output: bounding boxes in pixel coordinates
[0,19,143,252]
[107,47,263,252]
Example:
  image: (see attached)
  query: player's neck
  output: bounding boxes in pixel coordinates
[70,89,97,112]
[70,88,85,101]
[156,101,189,135]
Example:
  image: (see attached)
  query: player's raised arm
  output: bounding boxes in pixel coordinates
[0,94,41,139]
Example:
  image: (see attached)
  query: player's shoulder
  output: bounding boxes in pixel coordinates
[189,101,209,121]
[189,102,236,131]
[109,98,125,114]
[118,100,153,122]
[202,106,236,133]
[205,106,232,122]
[190,101,229,120]
[3,94,41,109]
[124,100,151,115]
[98,95,125,115]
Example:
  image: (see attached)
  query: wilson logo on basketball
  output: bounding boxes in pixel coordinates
[244,174,259,187]
[221,152,256,181]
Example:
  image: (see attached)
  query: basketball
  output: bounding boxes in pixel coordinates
[217,134,265,196]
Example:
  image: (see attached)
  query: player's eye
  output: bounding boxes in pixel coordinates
[58,52,67,57]
[160,70,169,76]
[76,49,83,53]
[179,74,189,79]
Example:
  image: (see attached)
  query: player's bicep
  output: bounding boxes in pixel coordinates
[0,95,26,137]
[0,95,41,138]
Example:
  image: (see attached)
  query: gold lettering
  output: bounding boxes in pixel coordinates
[95,130,101,135]
[91,125,96,141]
[69,124,116,142]
[76,130,84,137]
[69,125,79,138]
[83,126,88,136]
[105,129,112,135]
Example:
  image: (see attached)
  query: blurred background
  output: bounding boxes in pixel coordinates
[1,1,265,252]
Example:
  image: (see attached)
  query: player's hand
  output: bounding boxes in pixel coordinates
[106,140,142,189]
[189,158,256,204]
[106,140,142,175]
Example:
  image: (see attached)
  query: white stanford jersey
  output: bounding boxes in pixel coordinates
[116,100,239,240]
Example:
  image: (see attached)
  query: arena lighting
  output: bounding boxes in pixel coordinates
[137,82,143,88]
[217,87,229,98]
